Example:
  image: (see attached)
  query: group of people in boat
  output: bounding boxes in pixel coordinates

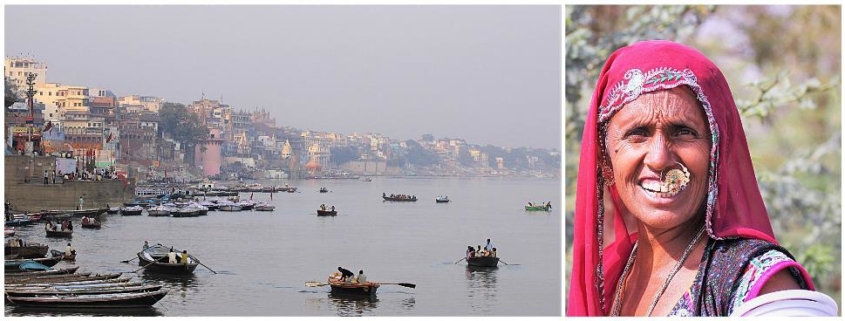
[383,193,417,201]
[319,204,336,212]
[332,266,367,284]
[143,241,191,265]
[81,216,98,225]
[466,238,497,259]
[45,219,73,232]
[527,201,553,209]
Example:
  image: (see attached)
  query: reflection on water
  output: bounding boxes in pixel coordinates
[400,297,416,311]
[465,265,498,313]
[327,292,379,316]
[9,306,163,317]
[140,272,199,301]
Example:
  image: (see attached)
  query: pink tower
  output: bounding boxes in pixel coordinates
[195,127,224,177]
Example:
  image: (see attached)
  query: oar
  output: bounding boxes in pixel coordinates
[131,259,159,273]
[499,259,510,265]
[379,282,416,289]
[121,257,138,263]
[453,257,466,264]
[191,256,217,274]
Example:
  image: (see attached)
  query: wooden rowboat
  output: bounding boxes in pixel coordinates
[467,256,500,267]
[120,206,144,216]
[5,241,49,259]
[382,195,417,202]
[46,229,73,238]
[137,244,199,275]
[4,284,164,297]
[81,218,102,229]
[524,205,552,212]
[5,266,80,276]
[50,249,76,261]
[317,209,337,216]
[5,289,169,308]
[4,254,63,269]
[5,273,121,284]
[328,278,379,297]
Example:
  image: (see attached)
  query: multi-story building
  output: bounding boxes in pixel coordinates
[4,56,48,96]
[64,86,89,113]
[118,112,159,161]
[117,95,164,113]
[63,111,105,149]
[33,83,66,126]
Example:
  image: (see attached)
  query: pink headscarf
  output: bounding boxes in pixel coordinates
[567,40,777,316]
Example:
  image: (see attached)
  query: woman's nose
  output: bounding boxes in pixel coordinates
[644,134,674,171]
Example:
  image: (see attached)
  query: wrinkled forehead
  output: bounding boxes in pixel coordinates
[606,86,704,129]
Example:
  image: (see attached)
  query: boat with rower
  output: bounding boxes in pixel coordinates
[45,229,73,238]
[467,256,500,267]
[81,217,102,229]
[136,244,200,274]
[317,209,337,216]
[327,278,380,297]
[50,249,76,261]
[382,193,417,202]
[435,196,451,203]
[524,203,552,212]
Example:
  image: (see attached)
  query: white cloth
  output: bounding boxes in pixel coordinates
[167,252,177,263]
[731,289,838,316]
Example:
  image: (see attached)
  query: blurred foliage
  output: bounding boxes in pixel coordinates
[565,5,841,298]
[5,76,20,108]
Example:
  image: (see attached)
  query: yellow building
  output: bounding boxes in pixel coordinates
[4,56,48,95]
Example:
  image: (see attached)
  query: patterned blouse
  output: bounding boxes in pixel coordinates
[668,249,805,316]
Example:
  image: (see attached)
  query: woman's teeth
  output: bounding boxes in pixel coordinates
[640,167,691,197]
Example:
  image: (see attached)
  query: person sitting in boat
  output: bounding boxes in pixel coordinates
[467,245,476,259]
[66,220,73,231]
[167,248,178,264]
[143,240,149,250]
[338,267,355,283]
[528,202,534,207]
[320,204,327,211]
[65,243,75,256]
[355,270,367,284]
[181,250,189,265]
[330,205,335,212]
[491,248,497,258]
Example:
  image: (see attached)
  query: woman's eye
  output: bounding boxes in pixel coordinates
[676,127,697,137]
[625,128,648,138]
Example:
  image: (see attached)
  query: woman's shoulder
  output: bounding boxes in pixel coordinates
[709,238,794,261]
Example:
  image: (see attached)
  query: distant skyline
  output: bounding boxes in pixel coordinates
[5,5,561,149]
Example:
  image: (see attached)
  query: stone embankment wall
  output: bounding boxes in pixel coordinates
[5,155,135,211]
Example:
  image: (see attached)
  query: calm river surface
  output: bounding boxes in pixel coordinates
[5,177,561,316]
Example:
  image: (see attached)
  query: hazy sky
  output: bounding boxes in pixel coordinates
[5,5,561,149]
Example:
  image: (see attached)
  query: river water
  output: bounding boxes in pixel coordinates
[5,177,561,316]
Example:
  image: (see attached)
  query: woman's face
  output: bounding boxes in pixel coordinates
[604,87,711,230]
